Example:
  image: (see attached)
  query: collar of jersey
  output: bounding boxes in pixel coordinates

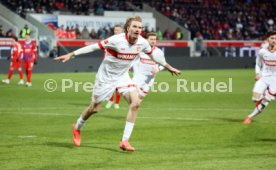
[125,33,138,45]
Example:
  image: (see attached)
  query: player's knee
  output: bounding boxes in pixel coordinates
[130,100,141,111]
[10,68,14,71]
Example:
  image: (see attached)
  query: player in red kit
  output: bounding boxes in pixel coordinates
[2,36,24,85]
[22,33,37,87]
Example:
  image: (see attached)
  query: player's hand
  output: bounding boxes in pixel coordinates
[255,74,261,81]
[165,64,181,76]
[168,67,181,76]
[54,52,74,63]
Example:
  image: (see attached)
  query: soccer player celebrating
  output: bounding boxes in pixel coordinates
[22,33,37,87]
[2,36,24,85]
[243,30,276,124]
[55,16,181,151]
[132,32,165,99]
[105,25,123,109]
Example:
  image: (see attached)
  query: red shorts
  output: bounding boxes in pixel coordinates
[10,61,22,69]
[24,61,34,70]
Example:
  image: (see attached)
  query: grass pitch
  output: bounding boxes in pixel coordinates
[1,69,276,170]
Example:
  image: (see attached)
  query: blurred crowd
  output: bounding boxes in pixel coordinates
[2,0,275,40]
[0,24,32,38]
[53,24,183,40]
[148,0,276,40]
[1,0,141,17]
[0,25,16,38]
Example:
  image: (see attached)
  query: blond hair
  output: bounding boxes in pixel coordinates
[124,16,142,33]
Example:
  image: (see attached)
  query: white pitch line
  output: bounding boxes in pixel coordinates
[0,111,211,121]
[1,111,276,123]
[138,116,211,121]
[18,135,37,138]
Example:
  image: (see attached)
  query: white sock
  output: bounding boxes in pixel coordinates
[75,116,86,130]
[122,121,134,141]
[248,101,269,118]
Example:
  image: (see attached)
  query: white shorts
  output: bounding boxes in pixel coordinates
[92,79,117,104]
[117,73,137,96]
[133,74,155,97]
[253,76,276,100]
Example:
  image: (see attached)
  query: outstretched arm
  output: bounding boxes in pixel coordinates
[148,52,181,76]
[54,43,100,62]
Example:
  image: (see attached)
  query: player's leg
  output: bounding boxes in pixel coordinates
[114,89,121,109]
[24,61,28,83]
[72,102,102,146]
[17,67,24,85]
[119,87,141,151]
[244,79,270,124]
[26,62,33,87]
[72,81,116,146]
[2,63,13,84]
[105,93,114,109]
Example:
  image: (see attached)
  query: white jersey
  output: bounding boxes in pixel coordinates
[92,33,152,102]
[97,33,152,83]
[135,47,164,76]
[73,33,168,102]
[261,41,269,49]
[256,48,276,77]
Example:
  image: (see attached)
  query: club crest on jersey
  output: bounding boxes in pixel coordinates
[136,46,142,53]
[104,40,109,44]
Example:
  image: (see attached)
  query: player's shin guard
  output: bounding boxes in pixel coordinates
[248,100,269,118]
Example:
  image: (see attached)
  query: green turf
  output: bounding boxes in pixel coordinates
[1,69,276,170]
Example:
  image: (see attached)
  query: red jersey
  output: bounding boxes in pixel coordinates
[22,41,37,62]
[11,42,22,62]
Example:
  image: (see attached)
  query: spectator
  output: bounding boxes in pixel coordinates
[68,26,77,39]
[163,29,171,40]
[81,26,90,39]
[172,28,183,40]
[156,27,163,40]
[19,24,31,38]
[89,29,97,39]
[49,46,58,58]
[75,25,82,39]
[5,29,15,38]
[0,25,5,37]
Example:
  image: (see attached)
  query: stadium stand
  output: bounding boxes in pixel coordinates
[0,0,179,40]
[147,0,276,40]
[0,0,271,72]
[2,0,276,40]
